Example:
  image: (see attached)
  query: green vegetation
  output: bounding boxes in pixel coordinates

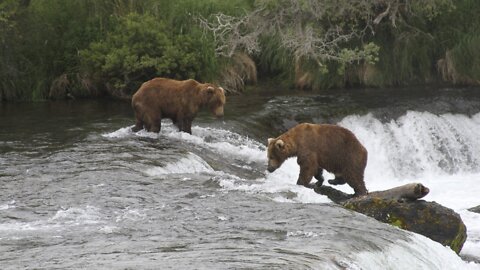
[79,13,209,98]
[0,0,479,101]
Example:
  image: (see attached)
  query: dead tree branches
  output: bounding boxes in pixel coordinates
[198,0,453,66]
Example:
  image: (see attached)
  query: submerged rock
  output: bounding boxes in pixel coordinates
[468,205,480,214]
[314,184,467,254]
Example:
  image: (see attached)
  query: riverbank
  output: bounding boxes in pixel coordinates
[1,1,479,101]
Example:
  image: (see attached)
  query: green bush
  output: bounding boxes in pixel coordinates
[80,13,214,97]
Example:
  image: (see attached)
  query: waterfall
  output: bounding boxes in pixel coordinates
[340,111,480,181]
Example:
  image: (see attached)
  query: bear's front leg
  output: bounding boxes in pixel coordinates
[150,117,161,133]
[144,114,161,133]
[296,156,317,188]
[132,120,143,132]
[297,164,317,189]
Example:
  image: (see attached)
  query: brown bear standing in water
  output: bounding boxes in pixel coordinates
[267,123,368,196]
[131,77,226,134]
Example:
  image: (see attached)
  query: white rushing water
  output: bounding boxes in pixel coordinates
[350,234,480,270]
[103,111,480,268]
[249,111,480,266]
[252,111,480,265]
[339,111,480,262]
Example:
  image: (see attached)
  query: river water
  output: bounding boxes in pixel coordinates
[1,87,480,269]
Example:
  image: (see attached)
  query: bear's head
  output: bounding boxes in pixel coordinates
[267,138,290,172]
[202,84,226,118]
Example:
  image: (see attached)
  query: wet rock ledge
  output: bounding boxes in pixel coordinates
[314,183,467,254]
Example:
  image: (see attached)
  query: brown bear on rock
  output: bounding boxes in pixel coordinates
[267,123,368,196]
[131,77,226,134]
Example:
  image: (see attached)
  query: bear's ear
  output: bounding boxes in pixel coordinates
[206,86,215,94]
[275,139,284,149]
[268,138,274,145]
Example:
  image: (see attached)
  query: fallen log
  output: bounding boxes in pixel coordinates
[314,183,467,254]
[360,183,430,202]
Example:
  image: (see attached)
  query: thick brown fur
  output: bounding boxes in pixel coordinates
[267,123,368,196]
[131,78,226,134]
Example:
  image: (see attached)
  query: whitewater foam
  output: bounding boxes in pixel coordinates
[340,111,480,181]
[163,125,266,163]
[287,230,320,238]
[115,208,147,222]
[350,233,480,270]
[339,111,480,261]
[102,126,158,139]
[0,206,104,233]
[217,158,331,204]
[0,200,16,210]
[144,153,214,177]
[50,206,103,225]
[215,111,480,261]
[104,112,480,262]
[103,124,265,165]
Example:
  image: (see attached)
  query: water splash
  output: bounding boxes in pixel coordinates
[0,206,105,233]
[0,200,16,210]
[164,125,266,163]
[144,153,214,176]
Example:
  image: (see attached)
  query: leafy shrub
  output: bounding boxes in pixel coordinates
[80,13,212,97]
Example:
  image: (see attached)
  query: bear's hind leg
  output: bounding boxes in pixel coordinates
[174,116,184,133]
[328,176,347,186]
[181,119,193,134]
[348,175,368,196]
[174,115,193,134]
[314,168,324,187]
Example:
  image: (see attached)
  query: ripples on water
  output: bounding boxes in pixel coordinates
[1,90,480,269]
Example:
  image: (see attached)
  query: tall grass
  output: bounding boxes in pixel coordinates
[255,35,294,84]
[449,33,480,83]
[366,25,436,87]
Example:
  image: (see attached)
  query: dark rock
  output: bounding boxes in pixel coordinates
[468,205,480,214]
[314,184,467,254]
[313,185,353,203]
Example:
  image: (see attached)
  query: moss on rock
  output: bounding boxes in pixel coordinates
[315,185,467,254]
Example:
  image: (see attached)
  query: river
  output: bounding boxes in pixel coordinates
[1,87,479,269]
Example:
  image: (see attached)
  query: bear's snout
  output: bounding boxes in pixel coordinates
[267,166,277,173]
[267,158,280,173]
[213,106,224,118]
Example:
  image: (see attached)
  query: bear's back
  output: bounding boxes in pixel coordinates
[132,78,201,105]
[141,78,198,93]
[290,123,366,165]
[293,123,360,145]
